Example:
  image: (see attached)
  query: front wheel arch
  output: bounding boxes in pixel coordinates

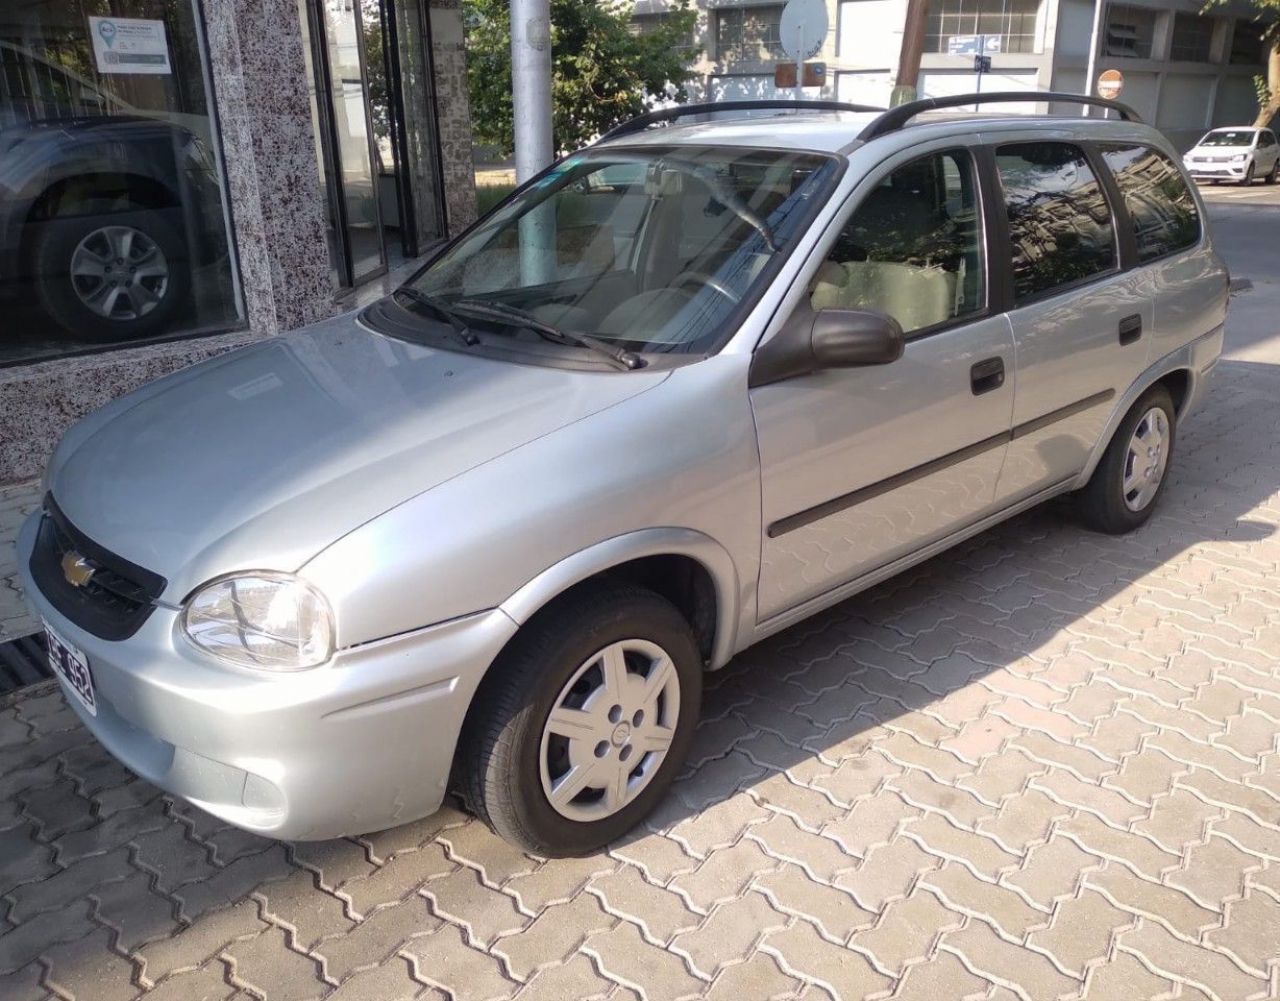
[498,528,741,669]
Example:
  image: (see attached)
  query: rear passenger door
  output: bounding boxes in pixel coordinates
[992,140,1153,504]
[1096,143,1218,361]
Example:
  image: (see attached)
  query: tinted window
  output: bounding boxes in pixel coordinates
[811,149,984,334]
[1100,144,1201,263]
[995,143,1116,301]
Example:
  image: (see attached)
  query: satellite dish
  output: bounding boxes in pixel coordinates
[780,0,828,63]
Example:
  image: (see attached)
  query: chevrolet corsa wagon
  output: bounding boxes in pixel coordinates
[19,94,1227,855]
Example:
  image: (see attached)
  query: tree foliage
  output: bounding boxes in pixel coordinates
[1204,0,1280,126]
[464,0,700,156]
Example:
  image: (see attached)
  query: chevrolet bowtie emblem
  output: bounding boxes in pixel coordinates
[61,551,96,588]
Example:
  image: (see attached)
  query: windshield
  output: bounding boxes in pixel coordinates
[409,145,839,356]
[1199,130,1256,147]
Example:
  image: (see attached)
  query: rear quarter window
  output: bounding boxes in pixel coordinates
[1099,144,1201,263]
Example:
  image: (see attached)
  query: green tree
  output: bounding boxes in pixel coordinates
[1204,0,1280,126]
[464,0,700,156]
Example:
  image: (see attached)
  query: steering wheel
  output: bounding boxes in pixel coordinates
[669,270,741,304]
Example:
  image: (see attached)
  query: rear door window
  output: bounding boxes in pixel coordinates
[994,142,1117,302]
[1099,144,1201,263]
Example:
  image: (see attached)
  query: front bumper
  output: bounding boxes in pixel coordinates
[17,512,518,840]
[1186,162,1249,180]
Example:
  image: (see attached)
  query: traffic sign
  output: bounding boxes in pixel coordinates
[1097,69,1124,100]
[780,0,828,62]
[947,34,1001,56]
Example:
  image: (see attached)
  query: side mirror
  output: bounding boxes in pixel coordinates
[749,306,904,387]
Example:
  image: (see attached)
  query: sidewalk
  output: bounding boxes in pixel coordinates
[3,355,1280,999]
[0,480,40,642]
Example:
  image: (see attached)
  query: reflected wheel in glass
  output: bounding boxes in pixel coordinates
[70,225,171,321]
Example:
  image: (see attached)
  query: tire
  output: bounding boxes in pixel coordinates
[1267,159,1279,185]
[31,209,190,342]
[458,581,702,856]
[1239,163,1256,186]
[1075,385,1176,535]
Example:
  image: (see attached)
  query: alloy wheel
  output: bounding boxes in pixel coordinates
[538,638,680,822]
[70,225,170,321]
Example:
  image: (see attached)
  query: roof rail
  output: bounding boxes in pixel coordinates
[857,91,1142,142]
[596,100,886,145]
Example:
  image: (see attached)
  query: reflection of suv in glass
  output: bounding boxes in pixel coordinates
[0,41,226,341]
[20,95,1227,857]
[1182,126,1280,186]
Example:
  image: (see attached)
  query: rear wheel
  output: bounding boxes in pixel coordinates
[1075,386,1176,534]
[1267,159,1279,185]
[458,582,702,856]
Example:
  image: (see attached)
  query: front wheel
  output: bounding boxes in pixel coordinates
[457,582,702,856]
[1075,386,1176,534]
[1239,163,1256,186]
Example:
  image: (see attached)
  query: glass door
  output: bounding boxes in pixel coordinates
[299,0,444,288]
[303,0,386,286]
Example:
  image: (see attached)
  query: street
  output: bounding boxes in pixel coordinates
[3,195,1280,1000]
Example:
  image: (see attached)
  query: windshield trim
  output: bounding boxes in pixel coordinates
[394,143,847,364]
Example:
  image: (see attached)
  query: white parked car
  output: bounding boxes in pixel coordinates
[1183,127,1280,185]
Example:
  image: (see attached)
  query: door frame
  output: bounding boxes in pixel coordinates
[300,0,388,288]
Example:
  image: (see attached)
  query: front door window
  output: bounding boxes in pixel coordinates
[811,149,985,336]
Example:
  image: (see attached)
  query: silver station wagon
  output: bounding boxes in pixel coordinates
[20,93,1226,855]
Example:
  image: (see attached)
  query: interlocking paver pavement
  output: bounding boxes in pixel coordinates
[6,202,1280,997]
[6,358,1280,999]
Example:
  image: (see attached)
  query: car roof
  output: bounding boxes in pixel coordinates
[597,109,1164,156]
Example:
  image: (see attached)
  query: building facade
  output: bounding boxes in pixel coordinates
[637,0,1273,149]
[0,0,477,484]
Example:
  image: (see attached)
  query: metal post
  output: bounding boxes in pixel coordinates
[892,0,930,106]
[975,35,984,112]
[796,26,803,102]
[1083,0,1104,116]
[511,0,555,283]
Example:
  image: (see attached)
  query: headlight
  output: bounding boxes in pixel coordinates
[182,573,334,670]
[1231,153,1248,162]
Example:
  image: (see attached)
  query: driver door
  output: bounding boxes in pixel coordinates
[750,145,1015,622]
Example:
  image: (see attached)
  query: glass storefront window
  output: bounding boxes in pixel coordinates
[0,0,241,366]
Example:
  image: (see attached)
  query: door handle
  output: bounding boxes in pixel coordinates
[1119,314,1143,346]
[970,357,1005,396]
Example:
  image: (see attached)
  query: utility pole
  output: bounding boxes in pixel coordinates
[1083,0,1104,116]
[510,0,554,282]
[891,0,929,107]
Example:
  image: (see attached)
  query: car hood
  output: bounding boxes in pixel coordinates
[49,312,669,601]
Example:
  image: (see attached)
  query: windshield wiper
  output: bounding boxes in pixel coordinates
[393,287,479,347]
[452,299,645,371]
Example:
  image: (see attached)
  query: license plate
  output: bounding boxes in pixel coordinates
[44,620,97,717]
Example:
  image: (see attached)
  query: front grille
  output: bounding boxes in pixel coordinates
[29,495,166,641]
